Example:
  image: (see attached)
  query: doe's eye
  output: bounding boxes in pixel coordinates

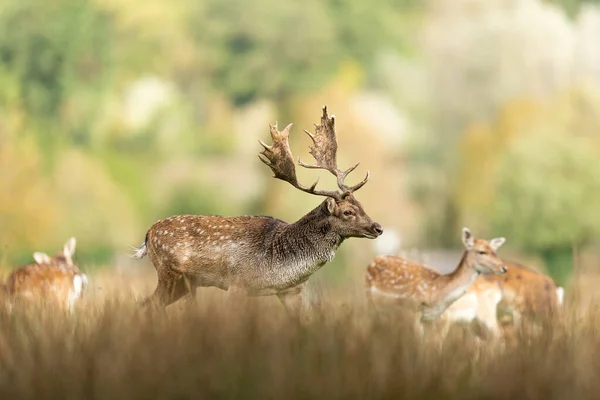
[478,251,486,255]
[343,210,354,216]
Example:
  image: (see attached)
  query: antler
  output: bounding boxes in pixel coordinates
[258,122,341,199]
[258,105,369,199]
[298,106,369,193]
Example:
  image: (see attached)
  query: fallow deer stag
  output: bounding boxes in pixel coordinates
[6,238,88,312]
[365,228,506,334]
[133,106,383,317]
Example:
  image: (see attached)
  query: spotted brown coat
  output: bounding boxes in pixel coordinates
[134,106,383,317]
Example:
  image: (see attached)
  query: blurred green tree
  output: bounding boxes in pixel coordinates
[545,0,600,17]
[0,0,422,266]
[490,132,600,286]
[0,0,115,149]
[186,0,420,217]
[454,90,600,285]
[187,0,416,109]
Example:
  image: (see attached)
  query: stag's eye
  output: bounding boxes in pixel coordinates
[478,251,486,255]
[343,210,354,217]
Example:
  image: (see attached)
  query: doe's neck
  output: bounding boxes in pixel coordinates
[436,250,480,301]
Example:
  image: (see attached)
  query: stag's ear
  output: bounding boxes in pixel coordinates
[489,237,506,251]
[33,252,51,264]
[64,237,76,258]
[325,197,336,214]
[462,227,474,250]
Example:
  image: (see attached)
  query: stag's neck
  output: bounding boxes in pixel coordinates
[433,251,479,306]
[271,204,342,277]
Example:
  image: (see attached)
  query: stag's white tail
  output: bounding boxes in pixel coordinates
[131,242,147,259]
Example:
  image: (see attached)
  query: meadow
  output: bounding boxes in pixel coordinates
[1,0,599,398]
[1,263,599,400]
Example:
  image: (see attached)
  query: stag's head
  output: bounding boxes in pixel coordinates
[258,106,383,240]
[461,228,507,275]
[320,193,382,239]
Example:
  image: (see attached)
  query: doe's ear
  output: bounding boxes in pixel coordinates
[489,237,506,251]
[462,227,474,250]
[325,197,336,214]
[64,237,76,258]
[33,252,51,264]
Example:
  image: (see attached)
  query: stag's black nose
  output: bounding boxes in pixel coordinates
[372,223,384,236]
[500,265,508,274]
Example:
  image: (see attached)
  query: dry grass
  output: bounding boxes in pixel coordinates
[0,270,599,399]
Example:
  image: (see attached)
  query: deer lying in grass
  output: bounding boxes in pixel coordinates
[133,106,383,317]
[6,238,88,312]
[365,228,507,334]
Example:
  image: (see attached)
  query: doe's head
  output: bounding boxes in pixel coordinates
[33,237,78,268]
[323,193,383,239]
[461,227,507,275]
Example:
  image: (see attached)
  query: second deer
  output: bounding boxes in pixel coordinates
[6,238,88,312]
[486,261,564,325]
[365,228,507,334]
[442,261,564,335]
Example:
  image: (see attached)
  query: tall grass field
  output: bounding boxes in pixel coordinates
[0,268,599,399]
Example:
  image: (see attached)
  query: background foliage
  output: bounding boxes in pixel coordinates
[0,0,599,286]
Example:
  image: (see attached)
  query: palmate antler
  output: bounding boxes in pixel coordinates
[258,106,369,200]
[299,106,370,193]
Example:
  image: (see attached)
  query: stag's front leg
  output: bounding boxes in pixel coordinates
[181,273,198,307]
[277,286,310,324]
[140,270,189,310]
[224,284,251,312]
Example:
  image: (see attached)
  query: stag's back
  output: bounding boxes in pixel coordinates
[144,208,354,294]
[144,214,302,290]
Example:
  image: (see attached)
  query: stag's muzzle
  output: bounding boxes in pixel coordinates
[371,223,383,237]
